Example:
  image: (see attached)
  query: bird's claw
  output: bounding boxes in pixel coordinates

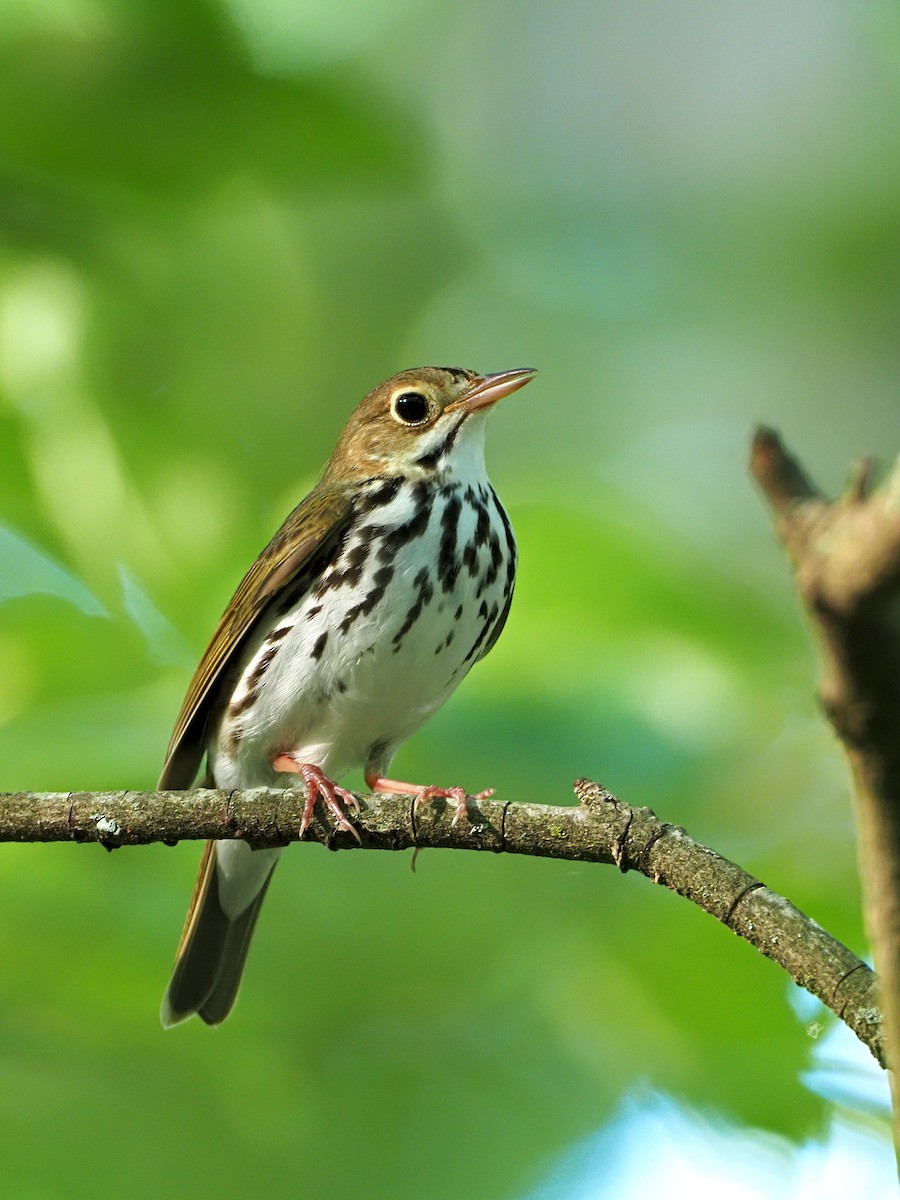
[272,755,361,843]
[364,771,494,826]
[416,785,495,826]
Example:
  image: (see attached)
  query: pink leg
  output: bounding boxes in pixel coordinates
[364,770,494,826]
[273,755,361,843]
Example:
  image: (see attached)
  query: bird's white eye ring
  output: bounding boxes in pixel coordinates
[391,390,431,426]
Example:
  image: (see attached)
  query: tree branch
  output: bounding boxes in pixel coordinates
[751,429,900,1117]
[0,780,883,1065]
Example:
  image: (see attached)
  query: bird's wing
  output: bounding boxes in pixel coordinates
[158,484,354,789]
[476,488,516,665]
[476,585,514,664]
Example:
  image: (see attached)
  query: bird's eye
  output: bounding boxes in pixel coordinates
[391,391,431,426]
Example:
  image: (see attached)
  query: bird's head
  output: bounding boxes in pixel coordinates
[322,366,536,485]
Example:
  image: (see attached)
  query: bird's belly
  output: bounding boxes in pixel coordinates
[210,479,514,787]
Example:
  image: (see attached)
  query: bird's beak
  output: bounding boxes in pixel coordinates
[447,367,538,414]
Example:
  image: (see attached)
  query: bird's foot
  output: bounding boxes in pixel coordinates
[365,772,494,826]
[272,755,361,843]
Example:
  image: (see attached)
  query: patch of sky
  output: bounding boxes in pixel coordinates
[522,1085,895,1200]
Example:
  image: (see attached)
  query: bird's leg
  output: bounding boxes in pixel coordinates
[364,771,494,826]
[272,755,361,843]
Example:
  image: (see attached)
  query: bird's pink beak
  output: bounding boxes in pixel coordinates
[447,367,537,413]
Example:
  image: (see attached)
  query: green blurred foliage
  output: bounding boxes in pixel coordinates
[0,0,896,1196]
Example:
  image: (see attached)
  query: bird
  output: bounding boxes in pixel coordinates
[159,365,536,1027]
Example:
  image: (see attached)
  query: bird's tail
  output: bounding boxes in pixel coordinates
[161,839,281,1028]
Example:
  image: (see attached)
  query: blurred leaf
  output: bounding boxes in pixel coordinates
[0,521,106,614]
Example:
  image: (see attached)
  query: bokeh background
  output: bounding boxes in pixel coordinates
[1,1,898,1196]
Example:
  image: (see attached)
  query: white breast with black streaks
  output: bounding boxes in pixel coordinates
[208,416,516,790]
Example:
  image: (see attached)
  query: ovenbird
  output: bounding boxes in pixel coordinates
[159,365,536,1027]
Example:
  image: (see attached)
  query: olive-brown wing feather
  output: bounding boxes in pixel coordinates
[158,485,354,789]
